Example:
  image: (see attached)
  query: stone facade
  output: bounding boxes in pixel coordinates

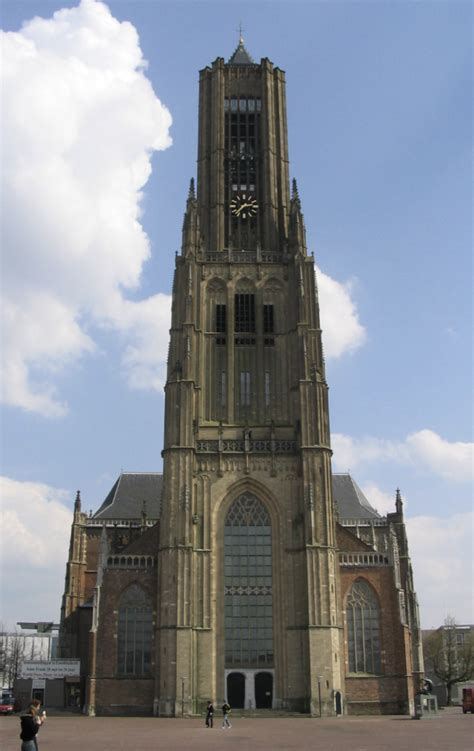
[59,40,423,717]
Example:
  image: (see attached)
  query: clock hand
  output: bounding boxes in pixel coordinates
[236,202,250,216]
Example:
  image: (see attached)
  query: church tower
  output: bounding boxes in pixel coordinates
[158,36,343,715]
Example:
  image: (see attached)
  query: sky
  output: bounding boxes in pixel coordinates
[0,0,472,632]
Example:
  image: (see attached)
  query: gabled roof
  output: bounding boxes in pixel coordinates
[228,37,254,65]
[92,472,380,523]
[94,473,162,520]
[332,474,381,520]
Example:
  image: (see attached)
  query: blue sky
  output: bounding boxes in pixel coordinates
[1,0,472,630]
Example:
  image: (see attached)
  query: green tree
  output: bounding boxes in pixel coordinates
[424,615,474,705]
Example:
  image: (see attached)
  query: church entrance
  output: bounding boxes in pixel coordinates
[227,672,245,708]
[255,672,273,708]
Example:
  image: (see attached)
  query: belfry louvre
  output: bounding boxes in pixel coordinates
[59,37,424,717]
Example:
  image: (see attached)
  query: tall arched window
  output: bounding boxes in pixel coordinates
[346,580,381,674]
[224,493,273,667]
[117,584,152,676]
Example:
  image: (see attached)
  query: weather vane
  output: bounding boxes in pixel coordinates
[238,21,244,43]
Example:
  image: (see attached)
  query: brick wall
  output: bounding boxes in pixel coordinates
[90,566,158,715]
[340,566,414,714]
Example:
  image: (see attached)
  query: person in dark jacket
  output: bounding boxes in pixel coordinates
[19,706,39,751]
[205,701,214,727]
[30,700,46,751]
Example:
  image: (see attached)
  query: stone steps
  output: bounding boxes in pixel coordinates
[222,709,309,718]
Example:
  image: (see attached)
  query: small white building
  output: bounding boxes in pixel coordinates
[0,622,59,692]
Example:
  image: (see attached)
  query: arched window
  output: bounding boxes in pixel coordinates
[224,493,273,667]
[205,278,227,421]
[117,584,152,676]
[346,580,381,674]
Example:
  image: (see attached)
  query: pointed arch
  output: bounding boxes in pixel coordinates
[117,583,152,676]
[345,578,381,675]
[204,276,228,421]
[205,277,227,332]
[224,492,273,668]
[207,276,227,294]
[234,276,255,293]
[262,277,284,297]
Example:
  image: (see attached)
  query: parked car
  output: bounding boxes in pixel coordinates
[0,696,16,715]
[462,688,473,714]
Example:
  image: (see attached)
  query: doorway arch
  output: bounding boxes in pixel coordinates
[255,672,273,708]
[227,672,245,708]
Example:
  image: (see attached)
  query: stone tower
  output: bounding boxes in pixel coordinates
[158,37,343,715]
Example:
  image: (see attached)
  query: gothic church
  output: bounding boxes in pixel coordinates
[59,38,424,717]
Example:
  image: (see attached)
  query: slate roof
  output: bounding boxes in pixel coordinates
[332,474,381,520]
[92,472,380,523]
[120,523,160,556]
[228,37,255,65]
[93,473,162,520]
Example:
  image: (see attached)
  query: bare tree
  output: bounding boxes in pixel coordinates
[8,634,27,686]
[0,629,28,690]
[424,615,474,705]
[0,628,8,686]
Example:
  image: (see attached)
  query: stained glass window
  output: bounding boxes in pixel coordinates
[117,584,152,676]
[224,493,273,667]
[346,580,381,674]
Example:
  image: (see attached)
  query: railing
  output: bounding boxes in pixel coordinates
[205,250,280,263]
[196,439,297,454]
[106,555,156,568]
[339,518,387,527]
[339,552,389,567]
[85,519,158,528]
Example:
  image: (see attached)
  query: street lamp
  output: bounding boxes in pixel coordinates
[317,675,322,717]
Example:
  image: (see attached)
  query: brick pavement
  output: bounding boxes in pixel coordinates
[1,709,472,751]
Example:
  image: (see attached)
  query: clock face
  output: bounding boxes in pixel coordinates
[230,193,259,219]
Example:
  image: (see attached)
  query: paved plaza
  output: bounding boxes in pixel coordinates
[1,709,472,751]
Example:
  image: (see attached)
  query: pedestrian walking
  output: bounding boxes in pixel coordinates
[221,700,232,729]
[19,706,39,751]
[205,701,214,727]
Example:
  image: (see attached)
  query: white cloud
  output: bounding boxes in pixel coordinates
[316,267,366,359]
[332,429,473,482]
[1,0,172,417]
[361,482,403,515]
[0,476,73,627]
[405,430,473,482]
[407,513,474,628]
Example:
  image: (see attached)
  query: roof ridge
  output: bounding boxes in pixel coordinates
[120,471,163,475]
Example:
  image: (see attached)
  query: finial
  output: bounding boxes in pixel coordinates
[228,26,254,64]
[292,178,301,206]
[395,488,403,515]
[188,177,195,201]
[74,490,81,511]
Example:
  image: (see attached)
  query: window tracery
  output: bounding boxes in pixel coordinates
[224,493,273,667]
[117,584,152,676]
[346,579,381,674]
